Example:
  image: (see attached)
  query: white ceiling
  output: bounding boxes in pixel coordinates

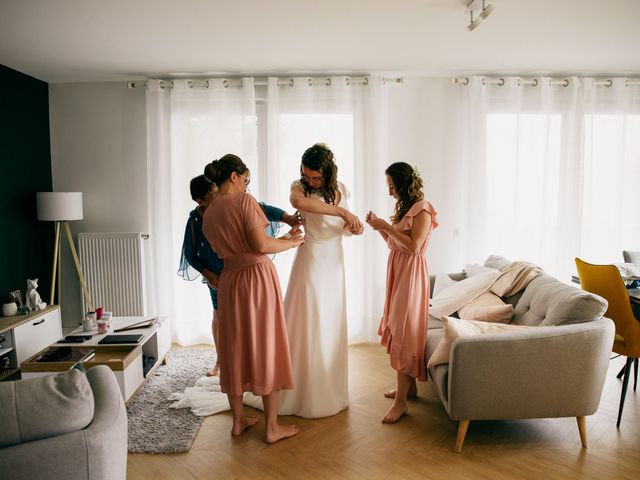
[1,0,639,83]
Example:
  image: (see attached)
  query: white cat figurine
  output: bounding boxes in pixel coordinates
[26,278,47,311]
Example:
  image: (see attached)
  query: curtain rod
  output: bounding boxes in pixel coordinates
[127,76,403,89]
[452,77,640,87]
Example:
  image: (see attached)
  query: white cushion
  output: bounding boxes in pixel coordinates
[430,270,500,318]
[427,317,536,368]
[464,263,497,277]
[432,272,458,298]
[457,292,514,323]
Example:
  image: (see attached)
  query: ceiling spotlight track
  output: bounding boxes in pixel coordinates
[466,0,494,31]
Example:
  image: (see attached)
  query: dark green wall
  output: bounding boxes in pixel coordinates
[0,65,53,304]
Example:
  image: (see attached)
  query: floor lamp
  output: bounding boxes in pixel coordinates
[36,192,94,312]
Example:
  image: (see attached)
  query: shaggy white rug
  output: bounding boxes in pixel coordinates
[126,348,216,453]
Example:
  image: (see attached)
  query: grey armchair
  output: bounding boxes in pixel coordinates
[0,365,127,480]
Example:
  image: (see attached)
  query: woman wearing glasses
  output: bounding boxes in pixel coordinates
[202,154,303,443]
[178,174,300,377]
[278,143,363,418]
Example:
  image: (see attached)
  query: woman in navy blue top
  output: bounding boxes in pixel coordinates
[179,174,300,376]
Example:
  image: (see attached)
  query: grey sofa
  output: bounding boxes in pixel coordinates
[426,255,615,452]
[0,365,127,479]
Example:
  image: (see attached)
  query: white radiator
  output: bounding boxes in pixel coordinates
[78,233,149,316]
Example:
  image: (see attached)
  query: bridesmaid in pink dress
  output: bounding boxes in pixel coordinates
[365,162,438,424]
[202,154,304,443]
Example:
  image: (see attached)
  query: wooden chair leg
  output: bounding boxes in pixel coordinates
[576,416,587,447]
[454,420,470,453]
[617,357,634,428]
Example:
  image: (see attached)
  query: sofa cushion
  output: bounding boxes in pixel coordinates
[512,274,608,326]
[427,317,536,368]
[490,261,543,297]
[483,254,512,271]
[432,272,458,298]
[0,369,95,448]
[464,263,498,277]
[458,292,514,323]
[430,270,499,318]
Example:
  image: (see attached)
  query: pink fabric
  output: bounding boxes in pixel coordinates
[378,200,438,381]
[203,192,293,396]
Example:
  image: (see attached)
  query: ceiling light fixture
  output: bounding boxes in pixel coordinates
[465,0,495,31]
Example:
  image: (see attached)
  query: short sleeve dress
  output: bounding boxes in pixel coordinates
[378,200,438,381]
[202,192,293,396]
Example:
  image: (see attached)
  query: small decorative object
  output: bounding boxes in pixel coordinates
[18,305,32,315]
[26,278,47,311]
[2,292,19,317]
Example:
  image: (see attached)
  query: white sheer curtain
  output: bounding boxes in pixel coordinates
[146,78,257,345]
[262,76,391,343]
[580,79,640,262]
[457,76,640,279]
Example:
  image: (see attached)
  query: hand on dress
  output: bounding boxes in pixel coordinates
[280,225,305,247]
[281,211,303,228]
[365,211,389,231]
[340,208,363,233]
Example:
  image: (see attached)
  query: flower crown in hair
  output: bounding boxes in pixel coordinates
[412,165,420,178]
[314,142,330,151]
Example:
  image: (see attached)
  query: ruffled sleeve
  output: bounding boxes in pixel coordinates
[401,200,438,232]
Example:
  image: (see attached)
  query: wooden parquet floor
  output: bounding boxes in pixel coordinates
[127,344,639,479]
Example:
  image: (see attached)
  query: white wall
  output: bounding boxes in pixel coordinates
[48,82,147,327]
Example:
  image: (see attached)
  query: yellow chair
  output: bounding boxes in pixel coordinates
[575,258,640,427]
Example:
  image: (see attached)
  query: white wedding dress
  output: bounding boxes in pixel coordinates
[278,180,350,418]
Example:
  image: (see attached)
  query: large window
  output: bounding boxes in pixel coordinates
[485,112,562,270]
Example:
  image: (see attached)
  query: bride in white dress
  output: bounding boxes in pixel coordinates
[278,143,363,418]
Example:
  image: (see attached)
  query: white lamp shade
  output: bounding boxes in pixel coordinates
[37,192,84,221]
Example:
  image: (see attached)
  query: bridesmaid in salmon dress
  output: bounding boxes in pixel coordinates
[365,162,438,424]
[202,154,304,443]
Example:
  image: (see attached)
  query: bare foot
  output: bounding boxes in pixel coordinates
[206,364,220,377]
[265,424,299,444]
[383,385,418,399]
[381,403,408,424]
[231,416,259,436]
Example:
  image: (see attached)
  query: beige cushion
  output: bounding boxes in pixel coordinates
[464,263,497,277]
[430,270,500,318]
[0,368,94,448]
[490,261,543,297]
[427,316,536,368]
[458,292,514,323]
[483,254,512,271]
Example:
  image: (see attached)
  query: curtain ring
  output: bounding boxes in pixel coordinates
[517,78,521,86]
[532,79,538,87]
[223,80,229,88]
[308,78,313,87]
[462,77,469,86]
[605,79,613,87]
[205,80,210,89]
[187,80,194,89]
[345,77,351,86]
[326,78,332,86]
[482,77,486,86]
[563,79,570,87]
[498,78,505,86]
[289,78,294,87]
[363,77,369,86]
[159,80,166,90]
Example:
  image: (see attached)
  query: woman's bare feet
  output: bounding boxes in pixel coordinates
[231,416,259,436]
[383,381,417,399]
[265,424,299,444]
[381,402,408,424]
[206,364,220,377]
